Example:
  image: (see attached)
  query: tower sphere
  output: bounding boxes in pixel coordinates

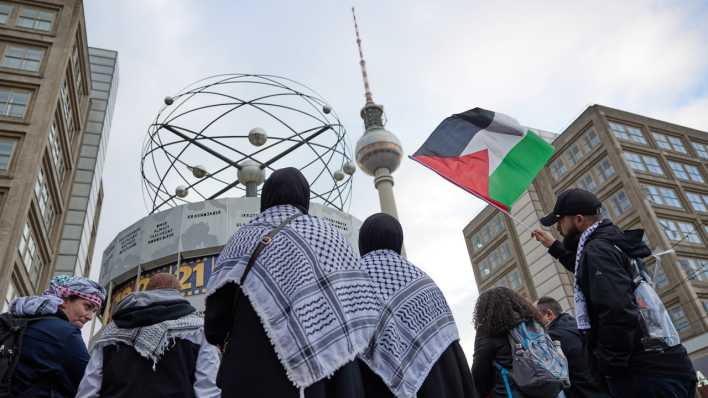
[355,127,403,176]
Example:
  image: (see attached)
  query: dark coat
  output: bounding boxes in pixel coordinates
[548,313,610,398]
[359,340,477,398]
[11,311,89,398]
[548,220,695,381]
[99,292,200,398]
[472,332,528,398]
[205,283,367,397]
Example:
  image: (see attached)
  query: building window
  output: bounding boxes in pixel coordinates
[17,7,55,32]
[507,269,522,290]
[596,158,615,183]
[48,122,64,183]
[609,121,647,145]
[703,300,708,314]
[34,166,55,233]
[583,128,601,150]
[577,173,597,193]
[658,218,702,244]
[668,161,704,183]
[550,158,567,180]
[686,192,708,213]
[609,190,631,217]
[470,213,505,253]
[0,4,13,25]
[623,152,664,176]
[692,142,708,160]
[18,222,43,285]
[0,45,43,72]
[643,185,682,208]
[653,132,687,154]
[59,80,74,136]
[599,205,610,220]
[71,46,83,97]
[668,305,690,332]
[0,137,16,171]
[0,87,30,118]
[478,240,513,280]
[678,257,708,282]
[567,144,583,166]
[651,263,669,289]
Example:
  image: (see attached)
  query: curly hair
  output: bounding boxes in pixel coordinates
[473,287,544,336]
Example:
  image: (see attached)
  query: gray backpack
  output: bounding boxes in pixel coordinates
[494,321,570,398]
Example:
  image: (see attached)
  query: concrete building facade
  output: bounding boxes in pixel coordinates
[0,0,100,310]
[463,104,708,370]
[53,47,117,279]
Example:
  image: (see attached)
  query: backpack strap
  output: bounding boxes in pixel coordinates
[494,362,513,398]
[221,212,303,354]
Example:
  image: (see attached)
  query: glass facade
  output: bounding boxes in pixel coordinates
[54,48,118,278]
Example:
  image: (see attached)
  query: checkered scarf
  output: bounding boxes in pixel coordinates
[359,250,459,398]
[574,221,602,330]
[10,275,106,317]
[207,205,378,388]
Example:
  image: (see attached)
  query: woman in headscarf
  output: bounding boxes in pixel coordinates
[356,213,477,398]
[205,167,378,398]
[8,275,106,397]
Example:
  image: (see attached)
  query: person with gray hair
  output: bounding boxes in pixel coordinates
[76,273,220,398]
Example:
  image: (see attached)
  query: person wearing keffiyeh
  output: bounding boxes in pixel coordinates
[532,188,695,398]
[205,168,378,397]
[7,275,105,398]
[356,213,476,398]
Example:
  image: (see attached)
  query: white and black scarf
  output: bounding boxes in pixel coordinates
[359,249,459,398]
[207,204,378,389]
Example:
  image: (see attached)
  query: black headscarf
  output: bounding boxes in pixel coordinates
[260,167,310,213]
[358,213,404,256]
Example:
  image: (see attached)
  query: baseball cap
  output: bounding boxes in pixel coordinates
[539,188,602,227]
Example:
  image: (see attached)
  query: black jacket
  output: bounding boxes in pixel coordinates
[548,220,695,381]
[472,332,528,398]
[548,313,609,398]
[100,290,202,398]
[11,311,89,398]
[206,283,368,398]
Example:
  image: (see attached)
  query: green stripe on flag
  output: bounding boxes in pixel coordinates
[488,130,554,209]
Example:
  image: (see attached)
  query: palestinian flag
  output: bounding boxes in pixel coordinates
[411,108,554,212]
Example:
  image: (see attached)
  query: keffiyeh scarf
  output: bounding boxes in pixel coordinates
[10,275,106,316]
[91,313,203,368]
[359,250,459,398]
[574,221,602,330]
[207,205,378,388]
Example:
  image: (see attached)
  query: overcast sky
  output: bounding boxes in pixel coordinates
[84,1,708,358]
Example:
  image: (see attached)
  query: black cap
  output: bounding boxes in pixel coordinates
[540,188,602,227]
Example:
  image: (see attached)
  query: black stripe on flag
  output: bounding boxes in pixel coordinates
[412,107,494,158]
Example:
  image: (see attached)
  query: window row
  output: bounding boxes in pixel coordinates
[643,184,708,213]
[548,127,601,181]
[573,158,616,193]
[17,221,43,286]
[610,121,708,160]
[494,268,523,291]
[623,151,705,183]
[470,213,505,253]
[0,3,56,32]
[479,240,513,279]
[598,190,632,221]
[658,218,703,245]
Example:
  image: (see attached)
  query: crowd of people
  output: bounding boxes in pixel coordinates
[1,169,699,397]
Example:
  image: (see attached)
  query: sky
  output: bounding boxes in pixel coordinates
[84,0,708,358]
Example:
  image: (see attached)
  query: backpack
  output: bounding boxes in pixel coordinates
[494,321,570,398]
[0,313,51,398]
[612,245,681,351]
